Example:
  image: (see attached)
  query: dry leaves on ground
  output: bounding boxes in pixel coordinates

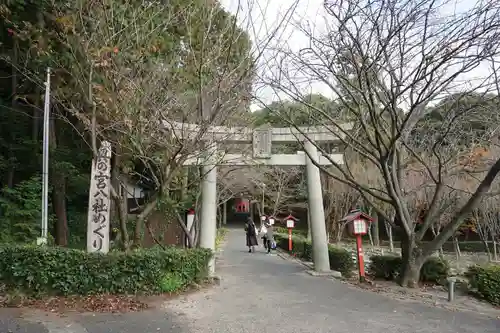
[0,280,214,313]
[1,294,149,313]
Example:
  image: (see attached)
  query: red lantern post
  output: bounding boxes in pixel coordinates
[340,209,373,282]
[285,214,298,251]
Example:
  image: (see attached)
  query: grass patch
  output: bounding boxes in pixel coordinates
[215,227,229,249]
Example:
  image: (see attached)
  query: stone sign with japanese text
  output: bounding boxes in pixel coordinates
[86,141,112,253]
[252,125,272,159]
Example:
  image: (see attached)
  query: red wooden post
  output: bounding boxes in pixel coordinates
[285,214,296,252]
[355,234,365,282]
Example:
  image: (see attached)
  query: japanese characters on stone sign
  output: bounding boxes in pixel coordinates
[86,141,112,253]
[252,128,272,159]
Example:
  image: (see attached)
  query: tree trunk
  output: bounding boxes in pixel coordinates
[368,224,374,246]
[7,36,18,189]
[32,89,40,142]
[6,169,14,188]
[49,116,68,246]
[482,238,492,261]
[399,255,424,288]
[430,224,444,258]
[373,212,380,247]
[384,220,394,252]
[117,185,129,249]
[109,144,130,250]
[336,222,345,243]
[32,12,44,143]
[493,238,498,262]
[453,236,461,259]
[307,207,312,241]
[52,174,68,246]
[217,206,222,228]
[399,233,424,288]
[222,201,227,225]
[133,197,158,247]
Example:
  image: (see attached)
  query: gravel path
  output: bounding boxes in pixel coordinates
[2,228,499,332]
[162,228,499,333]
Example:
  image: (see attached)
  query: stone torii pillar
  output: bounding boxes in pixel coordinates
[304,140,330,272]
[199,144,218,276]
[178,121,350,275]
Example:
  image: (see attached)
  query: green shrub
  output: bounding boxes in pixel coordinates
[368,255,449,283]
[274,233,354,277]
[369,255,402,280]
[420,257,449,283]
[465,264,500,305]
[0,244,212,296]
[159,273,185,293]
[328,245,355,278]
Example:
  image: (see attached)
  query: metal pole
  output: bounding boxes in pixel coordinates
[261,183,265,215]
[39,68,51,245]
[447,278,456,302]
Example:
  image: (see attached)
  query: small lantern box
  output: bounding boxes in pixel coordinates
[268,216,275,225]
[340,209,374,236]
[285,214,298,228]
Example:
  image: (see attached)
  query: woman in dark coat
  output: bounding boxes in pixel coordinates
[244,217,258,253]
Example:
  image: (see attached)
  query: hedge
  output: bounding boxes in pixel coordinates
[0,244,212,296]
[466,264,500,305]
[275,227,308,237]
[215,227,228,249]
[369,255,449,283]
[274,233,355,277]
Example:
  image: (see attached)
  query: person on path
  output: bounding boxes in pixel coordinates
[264,221,274,254]
[244,217,258,253]
[260,218,268,249]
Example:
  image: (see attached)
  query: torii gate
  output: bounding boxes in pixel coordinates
[167,121,351,275]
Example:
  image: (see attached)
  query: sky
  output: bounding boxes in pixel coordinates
[219,0,327,110]
[218,0,488,111]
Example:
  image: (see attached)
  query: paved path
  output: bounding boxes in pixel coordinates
[2,228,499,332]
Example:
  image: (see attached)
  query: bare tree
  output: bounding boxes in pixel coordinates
[31,0,255,248]
[244,166,301,216]
[32,0,298,249]
[323,173,360,242]
[473,195,500,261]
[263,0,500,286]
[264,167,301,216]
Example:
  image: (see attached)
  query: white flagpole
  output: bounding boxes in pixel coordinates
[38,68,51,245]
